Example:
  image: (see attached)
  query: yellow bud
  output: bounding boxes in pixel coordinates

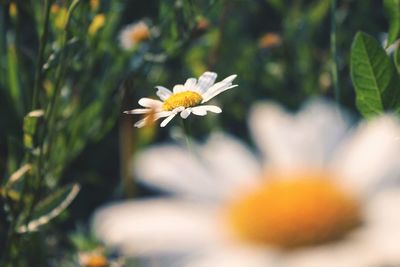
[88,14,106,36]
[90,0,100,11]
[51,4,60,14]
[9,3,17,18]
[54,8,68,30]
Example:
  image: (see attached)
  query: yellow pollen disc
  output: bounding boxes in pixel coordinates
[227,175,361,249]
[130,25,150,43]
[83,255,108,267]
[162,91,203,111]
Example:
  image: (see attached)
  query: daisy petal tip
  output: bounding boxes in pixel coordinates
[206,71,218,77]
[227,74,238,82]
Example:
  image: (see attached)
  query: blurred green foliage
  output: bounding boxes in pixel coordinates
[0,0,396,266]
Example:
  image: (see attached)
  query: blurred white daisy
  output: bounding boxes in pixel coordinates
[94,100,400,267]
[124,72,237,128]
[119,21,151,50]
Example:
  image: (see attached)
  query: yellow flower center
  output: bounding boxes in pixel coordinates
[81,254,109,267]
[227,173,361,249]
[162,91,203,111]
[130,25,150,44]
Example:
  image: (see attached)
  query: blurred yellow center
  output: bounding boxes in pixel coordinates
[83,254,108,267]
[227,175,361,249]
[131,26,150,43]
[162,91,202,111]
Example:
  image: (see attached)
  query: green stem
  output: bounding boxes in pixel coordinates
[181,118,192,151]
[31,0,52,110]
[330,0,340,104]
[26,0,82,226]
[2,1,52,265]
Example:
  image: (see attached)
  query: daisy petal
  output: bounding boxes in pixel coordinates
[134,145,221,199]
[173,84,186,93]
[155,110,173,119]
[249,100,348,170]
[197,72,218,93]
[138,98,163,108]
[191,106,208,116]
[92,199,221,256]
[160,113,177,127]
[123,108,151,114]
[332,115,400,197]
[283,242,373,267]
[220,74,237,84]
[358,189,400,263]
[173,106,185,113]
[181,108,192,119]
[156,86,172,101]
[201,74,237,98]
[191,105,222,116]
[200,133,261,199]
[201,85,237,103]
[187,247,276,267]
[365,188,400,228]
[184,78,197,90]
[201,105,222,113]
[134,117,148,128]
[133,111,172,128]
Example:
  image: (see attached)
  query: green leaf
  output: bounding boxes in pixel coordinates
[308,0,330,26]
[17,183,80,233]
[395,48,400,73]
[351,31,400,117]
[7,42,21,114]
[384,0,400,47]
[265,0,285,13]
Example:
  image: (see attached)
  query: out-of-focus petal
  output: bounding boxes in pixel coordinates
[124,108,151,114]
[92,199,221,256]
[200,133,262,199]
[186,246,277,267]
[283,242,373,267]
[332,116,400,197]
[134,145,221,200]
[249,100,348,171]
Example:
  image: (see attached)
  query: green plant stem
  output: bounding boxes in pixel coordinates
[25,0,81,227]
[181,118,192,151]
[2,1,52,265]
[330,0,340,104]
[31,0,52,110]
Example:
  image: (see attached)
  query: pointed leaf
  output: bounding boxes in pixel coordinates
[351,31,400,117]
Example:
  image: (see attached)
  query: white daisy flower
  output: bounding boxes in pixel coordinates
[119,20,151,50]
[94,100,400,267]
[124,72,237,128]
